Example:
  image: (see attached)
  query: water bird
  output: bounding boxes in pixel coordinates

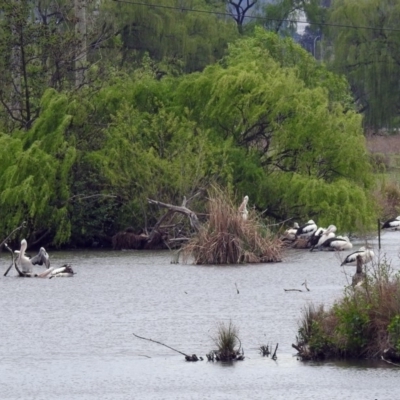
[282,222,299,241]
[340,246,374,266]
[37,264,75,278]
[381,216,400,231]
[238,195,249,221]
[318,235,353,251]
[16,239,50,274]
[296,220,317,239]
[309,225,337,251]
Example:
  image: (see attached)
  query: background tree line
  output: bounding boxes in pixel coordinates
[0,0,390,247]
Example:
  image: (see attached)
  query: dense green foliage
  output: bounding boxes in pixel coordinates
[0,4,379,247]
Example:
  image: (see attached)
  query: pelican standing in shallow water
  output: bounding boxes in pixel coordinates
[238,195,249,221]
[341,246,375,267]
[382,216,400,231]
[16,239,50,275]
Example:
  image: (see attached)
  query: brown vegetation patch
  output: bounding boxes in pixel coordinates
[182,190,282,265]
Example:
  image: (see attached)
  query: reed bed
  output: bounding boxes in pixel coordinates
[182,191,282,264]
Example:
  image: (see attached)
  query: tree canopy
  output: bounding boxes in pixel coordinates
[0,19,378,246]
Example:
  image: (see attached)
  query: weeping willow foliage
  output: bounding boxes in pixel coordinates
[326,0,400,130]
[0,90,76,245]
[174,27,377,230]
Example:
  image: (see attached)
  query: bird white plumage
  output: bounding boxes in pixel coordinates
[341,246,374,266]
[296,220,317,239]
[238,195,249,221]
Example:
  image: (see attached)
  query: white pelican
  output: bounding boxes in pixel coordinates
[238,195,249,221]
[281,222,299,241]
[296,220,317,239]
[340,246,375,266]
[319,235,353,251]
[37,264,75,278]
[16,239,50,275]
[382,216,400,231]
[309,225,337,251]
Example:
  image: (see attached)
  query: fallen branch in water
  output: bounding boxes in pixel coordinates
[133,332,189,357]
[381,356,400,367]
[132,332,202,361]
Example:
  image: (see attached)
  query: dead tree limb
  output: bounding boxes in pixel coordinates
[3,243,15,277]
[284,289,303,292]
[148,199,201,231]
[132,332,189,357]
[0,221,26,249]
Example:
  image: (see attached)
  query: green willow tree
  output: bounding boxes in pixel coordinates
[173,28,377,230]
[0,90,76,245]
[324,0,400,131]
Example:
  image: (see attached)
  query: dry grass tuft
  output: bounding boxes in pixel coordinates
[182,189,282,265]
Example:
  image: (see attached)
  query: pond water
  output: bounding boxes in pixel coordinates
[1,231,400,399]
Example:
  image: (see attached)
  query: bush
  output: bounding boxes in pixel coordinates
[294,258,400,361]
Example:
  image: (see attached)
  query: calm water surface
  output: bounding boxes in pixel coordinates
[1,232,400,399]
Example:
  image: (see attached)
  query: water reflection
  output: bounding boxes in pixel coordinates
[0,232,399,399]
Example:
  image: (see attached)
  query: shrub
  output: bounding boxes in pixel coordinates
[294,258,400,361]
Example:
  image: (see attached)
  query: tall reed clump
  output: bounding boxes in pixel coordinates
[182,190,282,264]
[209,321,244,361]
[294,259,400,362]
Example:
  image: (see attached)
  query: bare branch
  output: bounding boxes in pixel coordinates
[132,332,189,357]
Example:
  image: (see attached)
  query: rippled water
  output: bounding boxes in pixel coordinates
[1,232,400,399]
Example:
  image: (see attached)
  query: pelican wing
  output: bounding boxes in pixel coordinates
[30,248,50,268]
